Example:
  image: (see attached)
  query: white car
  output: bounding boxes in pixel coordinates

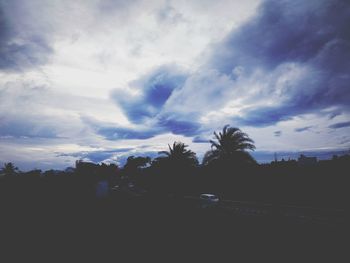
[199,194,220,208]
[111,185,120,191]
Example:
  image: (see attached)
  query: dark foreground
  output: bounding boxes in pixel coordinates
[1,194,347,262]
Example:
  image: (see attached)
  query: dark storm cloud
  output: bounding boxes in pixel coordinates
[81,113,164,140]
[110,0,350,141]
[0,2,53,71]
[108,65,205,139]
[209,0,350,127]
[0,117,59,139]
[156,116,200,136]
[97,126,160,140]
[328,121,350,129]
[80,115,161,140]
[85,114,201,141]
[192,136,209,143]
[111,65,187,123]
[232,105,295,127]
[339,137,350,145]
[328,111,342,120]
[295,126,313,132]
[212,0,350,73]
[274,131,282,137]
[96,119,201,141]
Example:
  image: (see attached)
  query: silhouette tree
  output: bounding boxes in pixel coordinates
[151,142,198,195]
[157,142,198,167]
[124,156,151,170]
[123,156,151,186]
[1,162,19,176]
[203,125,256,166]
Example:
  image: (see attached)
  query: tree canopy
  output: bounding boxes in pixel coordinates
[202,125,256,166]
[156,141,199,167]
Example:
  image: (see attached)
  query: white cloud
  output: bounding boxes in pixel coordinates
[2,0,349,169]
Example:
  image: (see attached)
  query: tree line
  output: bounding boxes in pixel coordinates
[1,125,349,208]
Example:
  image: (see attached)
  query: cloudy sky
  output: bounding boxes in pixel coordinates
[1,0,350,170]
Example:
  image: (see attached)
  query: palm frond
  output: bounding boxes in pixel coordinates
[205,125,256,165]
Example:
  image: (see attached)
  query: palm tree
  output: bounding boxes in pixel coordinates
[157,142,198,167]
[202,125,256,166]
[154,142,198,195]
[1,162,19,176]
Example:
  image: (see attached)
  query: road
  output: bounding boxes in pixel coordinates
[1,190,347,261]
[108,187,346,227]
[182,195,346,226]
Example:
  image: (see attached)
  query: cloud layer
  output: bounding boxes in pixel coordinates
[0,1,53,71]
[110,0,350,136]
[1,0,350,170]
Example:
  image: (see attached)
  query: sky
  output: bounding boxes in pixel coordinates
[1,0,350,170]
